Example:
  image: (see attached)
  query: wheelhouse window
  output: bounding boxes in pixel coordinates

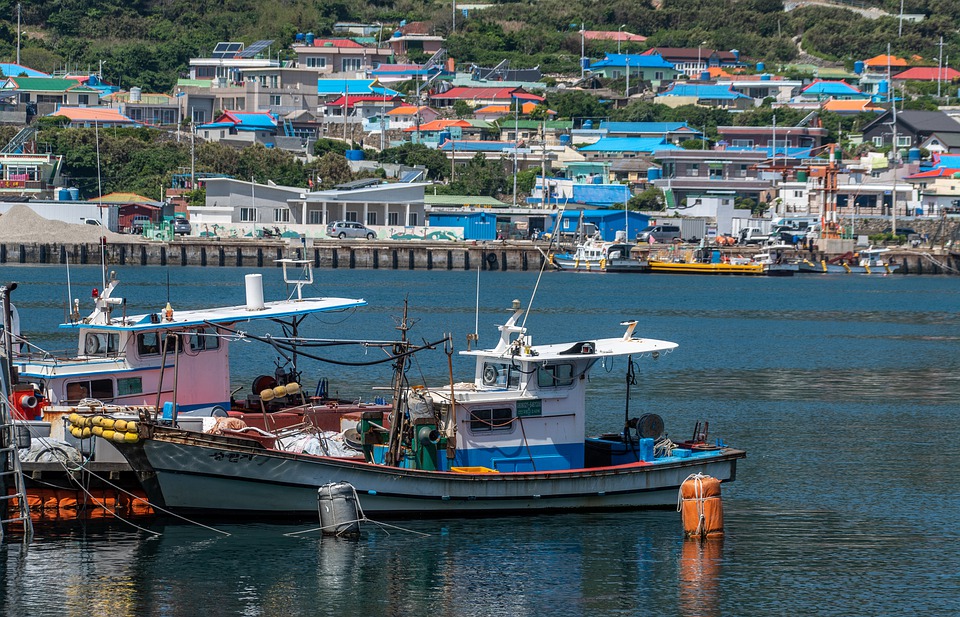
[83,332,120,356]
[481,362,520,389]
[138,332,184,356]
[188,328,221,352]
[537,363,575,388]
[66,378,114,403]
[469,407,513,432]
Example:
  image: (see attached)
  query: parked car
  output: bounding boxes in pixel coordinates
[172,217,192,236]
[738,227,769,245]
[768,226,805,245]
[326,221,376,240]
[637,225,681,244]
[130,215,151,234]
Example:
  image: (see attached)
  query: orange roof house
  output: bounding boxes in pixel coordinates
[821,99,885,114]
[863,54,908,69]
[47,106,137,127]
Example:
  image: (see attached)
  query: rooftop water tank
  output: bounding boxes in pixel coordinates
[68,187,80,200]
[699,71,711,80]
[756,62,765,72]
[760,74,771,81]
[295,33,305,42]
[559,134,571,146]
[57,188,70,201]
[647,167,662,181]
[854,60,864,74]
[908,147,921,162]
[583,119,593,129]
[130,87,141,103]
[878,80,888,94]
[305,32,315,45]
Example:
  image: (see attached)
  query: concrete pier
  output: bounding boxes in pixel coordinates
[0,239,956,274]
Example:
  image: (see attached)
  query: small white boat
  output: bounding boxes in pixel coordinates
[552,239,648,273]
[797,247,900,275]
[106,301,745,517]
[751,244,799,276]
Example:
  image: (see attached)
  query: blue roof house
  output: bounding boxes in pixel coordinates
[599,121,703,144]
[656,83,754,110]
[797,80,870,101]
[197,110,279,145]
[587,53,682,88]
[578,137,683,158]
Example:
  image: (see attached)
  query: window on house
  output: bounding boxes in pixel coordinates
[731,139,753,148]
[78,95,89,105]
[308,210,323,225]
[306,57,327,68]
[342,58,362,72]
[408,212,418,226]
[739,164,748,177]
[274,208,290,223]
[269,95,281,106]
[689,164,699,176]
[388,212,400,225]
[270,76,278,88]
[655,71,664,80]
[793,190,803,198]
[897,136,911,147]
[240,207,257,222]
[367,212,377,225]
[872,136,884,147]
[345,211,358,222]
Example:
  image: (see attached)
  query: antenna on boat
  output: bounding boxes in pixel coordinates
[65,255,73,323]
[467,260,480,350]
[166,270,171,305]
[520,200,567,332]
[95,120,107,294]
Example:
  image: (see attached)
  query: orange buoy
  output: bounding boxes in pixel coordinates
[679,473,724,538]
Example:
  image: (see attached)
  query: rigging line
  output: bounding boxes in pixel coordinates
[521,201,566,332]
[211,322,451,367]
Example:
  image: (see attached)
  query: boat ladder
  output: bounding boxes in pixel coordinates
[0,420,34,542]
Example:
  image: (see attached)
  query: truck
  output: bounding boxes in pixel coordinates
[739,227,769,245]
[642,218,707,243]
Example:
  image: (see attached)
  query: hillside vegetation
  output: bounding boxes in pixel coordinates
[0,0,957,92]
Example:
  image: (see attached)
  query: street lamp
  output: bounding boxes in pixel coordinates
[618,24,626,55]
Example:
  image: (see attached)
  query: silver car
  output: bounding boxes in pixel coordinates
[326,221,377,240]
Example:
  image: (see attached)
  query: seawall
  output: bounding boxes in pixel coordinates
[0,240,957,274]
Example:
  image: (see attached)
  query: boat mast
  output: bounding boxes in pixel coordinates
[384,300,412,466]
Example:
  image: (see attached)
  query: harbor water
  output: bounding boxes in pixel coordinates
[2,265,959,616]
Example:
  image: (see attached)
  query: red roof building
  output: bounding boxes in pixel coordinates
[892,66,960,81]
[429,87,544,108]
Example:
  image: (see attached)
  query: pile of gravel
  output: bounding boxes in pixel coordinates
[0,204,140,244]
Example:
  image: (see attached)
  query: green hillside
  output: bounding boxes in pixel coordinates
[0,0,957,92]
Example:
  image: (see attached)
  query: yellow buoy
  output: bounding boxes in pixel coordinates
[101,418,115,430]
[92,426,104,437]
[260,388,276,402]
[123,432,139,443]
[102,430,115,441]
[71,427,83,439]
[679,473,724,539]
[273,385,288,398]
[68,413,80,426]
[284,382,301,396]
[111,431,127,443]
[92,415,104,427]
[81,427,92,439]
[125,422,138,433]
[114,419,128,432]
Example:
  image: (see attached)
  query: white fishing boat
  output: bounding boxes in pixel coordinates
[4,261,369,422]
[797,247,900,275]
[105,301,745,517]
[551,240,648,273]
[751,244,799,276]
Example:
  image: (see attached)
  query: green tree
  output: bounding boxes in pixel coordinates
[377,143,449,181]
[312,152,353,189]
[450,153,508,197]
[628,187,665,211]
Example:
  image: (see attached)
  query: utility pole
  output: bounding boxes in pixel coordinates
[16,3,21,65]
[937,36,945,97]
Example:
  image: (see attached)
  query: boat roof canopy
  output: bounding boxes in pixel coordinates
[59,296,367,332]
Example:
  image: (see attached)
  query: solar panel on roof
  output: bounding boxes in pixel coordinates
[212,42,244,58]
[399,170,425,183]
[239,40,274,58]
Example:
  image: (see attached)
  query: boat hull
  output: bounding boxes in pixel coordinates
[797,261,900,275]
[648,261,764,275]
[119,427,744,517]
